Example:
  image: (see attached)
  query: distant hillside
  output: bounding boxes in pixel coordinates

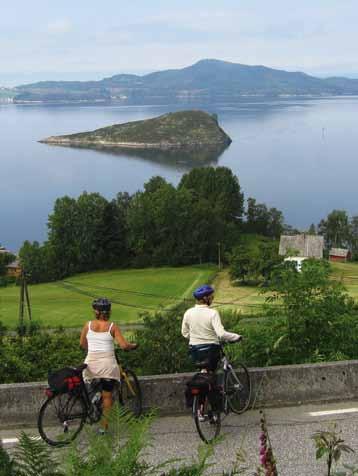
[40,110,232,151]
[13,59,358,104]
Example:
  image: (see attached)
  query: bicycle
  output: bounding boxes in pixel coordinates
[38,361,142,447]
[191,342,251,444]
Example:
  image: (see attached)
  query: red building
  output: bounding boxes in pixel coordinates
[329,248,351,262]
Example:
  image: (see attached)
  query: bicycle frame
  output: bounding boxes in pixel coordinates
[119,365,136,396]
[218,346,246,415]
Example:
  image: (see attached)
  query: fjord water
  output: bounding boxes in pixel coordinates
[1,97,358,250]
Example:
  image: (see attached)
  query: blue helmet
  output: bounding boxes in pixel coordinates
[193,285,214,300]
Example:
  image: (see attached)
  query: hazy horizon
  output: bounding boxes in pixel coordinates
[2,0,358,88]
[2,60,358,89]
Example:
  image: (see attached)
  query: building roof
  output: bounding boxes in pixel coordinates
[6,259,21,269]
[279,234,324,259]
[329,248,350,258]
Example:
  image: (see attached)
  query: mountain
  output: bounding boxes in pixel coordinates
[13,59,358,104]
[40,110,232,151]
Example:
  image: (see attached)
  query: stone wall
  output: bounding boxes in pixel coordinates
[1,360,358,427]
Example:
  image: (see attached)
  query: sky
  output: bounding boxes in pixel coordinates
[1,0,358,86]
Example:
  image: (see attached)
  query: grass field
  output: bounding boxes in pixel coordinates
[330,261,358,299]
[0,265,216,329]
[212,271,266,315]
[2,260,357,330]
[212,261,358,315]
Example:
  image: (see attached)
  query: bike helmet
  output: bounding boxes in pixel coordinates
[92,297,111,313]
[193,285,214,300]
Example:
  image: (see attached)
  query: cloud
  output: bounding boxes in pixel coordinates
[47,19,73,34]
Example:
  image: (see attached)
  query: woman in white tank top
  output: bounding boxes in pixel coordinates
[80,298,137,430]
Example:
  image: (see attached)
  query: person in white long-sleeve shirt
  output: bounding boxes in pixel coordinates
[182,284,242,371]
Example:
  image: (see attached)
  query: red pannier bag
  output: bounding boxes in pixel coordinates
[185,372,215,408]
[48,367,83,394]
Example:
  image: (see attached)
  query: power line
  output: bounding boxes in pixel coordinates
[63,280,270,308]
[59,282,176,312]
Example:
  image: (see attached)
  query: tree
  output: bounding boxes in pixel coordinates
[308,223,316,235]
[229,235,282,284]
[245,198,284,238]
[265,259,355,362]
[179,167,244,262]
[75,192,109,271]
[318,210,350,249]
[127,177,192,266]
[97,200,129,267]
[349,215,358,260]
[0,251,15,276]
[19,241,51,284]
[47,195,80,277]
[179,166,244,222]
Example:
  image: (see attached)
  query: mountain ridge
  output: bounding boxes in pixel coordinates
[13,59,358,104]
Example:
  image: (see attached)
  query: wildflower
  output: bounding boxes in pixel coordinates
[258,411,278,476]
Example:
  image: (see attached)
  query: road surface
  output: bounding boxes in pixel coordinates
[2,401,358,475]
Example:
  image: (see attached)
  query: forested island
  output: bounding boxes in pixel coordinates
[40,110,231,151]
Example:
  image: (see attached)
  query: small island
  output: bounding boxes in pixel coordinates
[39,110,232,151]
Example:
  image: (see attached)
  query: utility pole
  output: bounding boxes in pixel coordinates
[218,242,221,270]
[19,268,32,335]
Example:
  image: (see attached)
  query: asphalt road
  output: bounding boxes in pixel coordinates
[2,401,358,475]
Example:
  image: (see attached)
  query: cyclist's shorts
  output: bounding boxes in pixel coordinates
[189,344,221,371]
[101,378,115,392]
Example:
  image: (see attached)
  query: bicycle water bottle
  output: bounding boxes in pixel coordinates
[91,392,102,405]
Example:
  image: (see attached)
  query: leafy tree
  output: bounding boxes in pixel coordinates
[245,198,284,238]
[349,215,358,260]
[19,241,52,284]
[0,251,15,276]
[229,235,282,284]
[264,259,356,362]
[179,166,244,222]
[318,210,350,249]
[75,192,109,271]
[179,167,244,262]
[47,196,79,277]
[230,242,260,283]
[308,223,316,235]
[97,200,129,267]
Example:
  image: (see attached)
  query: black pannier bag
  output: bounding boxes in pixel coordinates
[48,367,82,394]
[185,372,219,408]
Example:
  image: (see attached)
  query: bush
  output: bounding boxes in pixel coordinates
[0,329,85,384]
[131,305,194,375]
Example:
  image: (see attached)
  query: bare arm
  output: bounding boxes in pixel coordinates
[112,324,137,350]
[80,323,88,350]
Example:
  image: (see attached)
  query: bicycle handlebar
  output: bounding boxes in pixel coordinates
[220,336,243,346]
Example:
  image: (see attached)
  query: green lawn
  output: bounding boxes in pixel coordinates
[330,261,358,299]
[213,261,358,315]
[213,270,266,315]
[0,265,217,329]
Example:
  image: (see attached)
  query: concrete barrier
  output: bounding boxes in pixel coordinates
[1,360,358,427]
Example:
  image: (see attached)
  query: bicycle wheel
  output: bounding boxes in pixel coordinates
[193,394,221,444]
[114,369,142,417]
[225,363,251,414]
[38,392,87,446]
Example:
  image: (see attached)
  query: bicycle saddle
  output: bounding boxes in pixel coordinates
[195,360,211,369]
